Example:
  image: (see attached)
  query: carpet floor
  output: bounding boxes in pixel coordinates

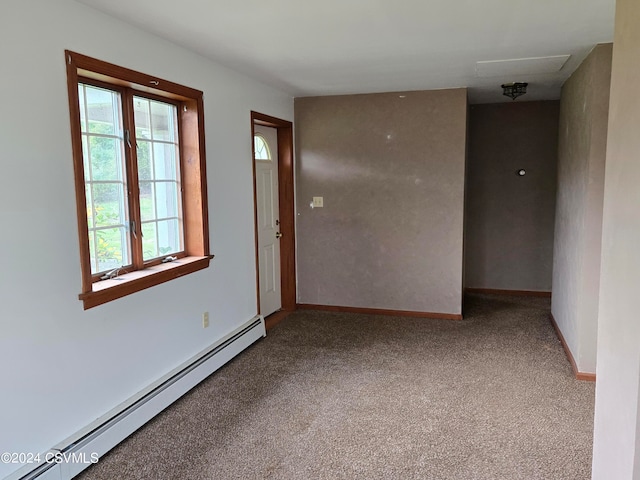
[77,294,595,479]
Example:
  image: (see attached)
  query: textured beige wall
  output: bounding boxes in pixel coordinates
[295,89,467,315]
[551,44,612,375]
[465,101,559,292]
[591,0,640,476]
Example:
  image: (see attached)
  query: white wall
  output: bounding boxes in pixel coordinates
[0,1,292,477]
[591,0,640,476]
[551,44,612,375]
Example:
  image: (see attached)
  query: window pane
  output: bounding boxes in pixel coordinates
[153,143,178,180]
[139,182,155,222]
[89,136,121,181]
[155,182,179,219]
[141,219,182,261]
[150,100,175,142]
[157,219,181,256]
[133,97,151,139]
[137,140,152,180]
[254,135,271,160]
[92,184,126,227]
[85,85,118,135]
[142,222,158,260]
[95,227,129,272]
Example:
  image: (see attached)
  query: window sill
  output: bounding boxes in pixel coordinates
[79,255,213,310]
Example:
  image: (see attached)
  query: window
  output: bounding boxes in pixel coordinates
[253,134,271,160]
[66,51,212,309]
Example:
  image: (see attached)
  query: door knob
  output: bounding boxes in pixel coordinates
[276,232,283,239]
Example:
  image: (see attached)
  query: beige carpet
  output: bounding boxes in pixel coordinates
[77,294,595,479]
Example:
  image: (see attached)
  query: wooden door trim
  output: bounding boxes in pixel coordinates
[251,111,296,315]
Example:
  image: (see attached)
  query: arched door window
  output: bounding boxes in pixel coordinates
[254,134,271,160]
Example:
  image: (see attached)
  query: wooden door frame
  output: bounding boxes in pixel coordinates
[251,111,296,314]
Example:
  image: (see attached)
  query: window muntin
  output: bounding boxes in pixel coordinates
[254,134,271,160]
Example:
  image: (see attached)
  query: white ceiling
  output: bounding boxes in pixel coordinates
[78,0,615,103]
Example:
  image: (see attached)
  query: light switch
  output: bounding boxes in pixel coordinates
[312,197,324,208]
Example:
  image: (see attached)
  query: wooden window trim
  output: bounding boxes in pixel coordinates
[78,256,211,310]
[66,51,212,309]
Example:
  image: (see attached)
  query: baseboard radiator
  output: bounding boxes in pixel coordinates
[8,316,265,480]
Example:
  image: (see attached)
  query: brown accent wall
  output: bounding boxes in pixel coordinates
[295,89,467,315]
[465,101,560,292]
[551,43,612,375]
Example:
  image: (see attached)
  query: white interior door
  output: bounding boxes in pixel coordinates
[254,125,281,317]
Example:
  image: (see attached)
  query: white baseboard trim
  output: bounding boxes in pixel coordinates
[6,316,266,480]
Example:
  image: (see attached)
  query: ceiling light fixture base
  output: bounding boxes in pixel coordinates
[501,82,528,100]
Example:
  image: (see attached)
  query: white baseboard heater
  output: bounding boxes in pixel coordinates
[8,316,265,480]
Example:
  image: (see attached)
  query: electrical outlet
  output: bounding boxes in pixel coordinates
[202,312,209,328]
[312,196,324,208]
